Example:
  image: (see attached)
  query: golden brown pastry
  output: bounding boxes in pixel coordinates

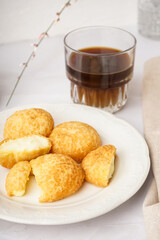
[4,108,54,139]
[5,161,31,197]
[0,135,52,169]
[30,153,85,202]
[49,121,101,163]
[81,145,116,187]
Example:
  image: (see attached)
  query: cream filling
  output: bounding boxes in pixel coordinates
[108,155,115,180]
[1,135,49,152]
[13,190,25,197]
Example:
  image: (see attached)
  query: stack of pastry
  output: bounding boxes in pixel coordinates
[0,108,116,203]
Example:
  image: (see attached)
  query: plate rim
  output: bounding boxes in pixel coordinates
[0,103,150,225]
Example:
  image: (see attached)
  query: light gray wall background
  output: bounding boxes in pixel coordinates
[0,0,138,44]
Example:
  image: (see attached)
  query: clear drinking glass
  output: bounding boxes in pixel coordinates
[64,26,136,113]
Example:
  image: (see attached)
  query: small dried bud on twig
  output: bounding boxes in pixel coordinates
[6,0,77,106]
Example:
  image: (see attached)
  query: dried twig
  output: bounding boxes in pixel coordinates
[6,0,74,106]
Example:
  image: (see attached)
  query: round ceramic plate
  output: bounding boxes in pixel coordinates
[0,103,150,225]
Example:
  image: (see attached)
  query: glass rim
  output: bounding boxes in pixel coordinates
[64,26,137,56]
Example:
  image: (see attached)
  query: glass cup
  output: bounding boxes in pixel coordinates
[64,26,136,113]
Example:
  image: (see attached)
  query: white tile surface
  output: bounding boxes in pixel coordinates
[0,25,159,239]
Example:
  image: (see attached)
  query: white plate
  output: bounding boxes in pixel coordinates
[0,103,150,225]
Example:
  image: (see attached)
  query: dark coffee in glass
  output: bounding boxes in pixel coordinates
[64,27,136,113]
